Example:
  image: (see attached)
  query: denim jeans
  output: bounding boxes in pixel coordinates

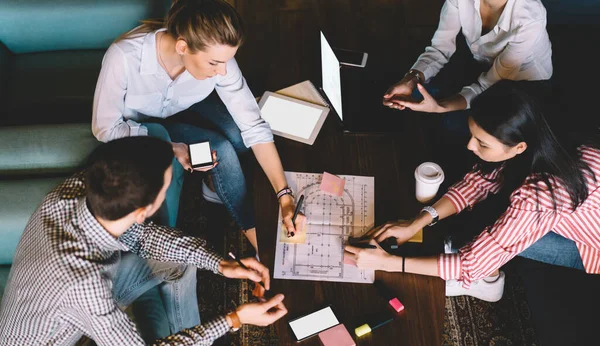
[112,252,200,343]
[518,231,585,270]
[143,91,255,230]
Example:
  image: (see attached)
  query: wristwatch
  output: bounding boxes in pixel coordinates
[420,206,439,226]
[226,311,242,332]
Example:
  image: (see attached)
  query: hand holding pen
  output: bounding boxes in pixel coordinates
[227,252,273,300]
[281,194,306,238]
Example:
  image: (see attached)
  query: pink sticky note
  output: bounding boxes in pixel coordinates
[343,254,357,267]
[320,172,345,197]
[318,324,356,346]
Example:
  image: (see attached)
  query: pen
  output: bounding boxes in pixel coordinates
[289,194,304,237]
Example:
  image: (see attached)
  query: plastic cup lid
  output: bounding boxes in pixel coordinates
[415,162,444,184]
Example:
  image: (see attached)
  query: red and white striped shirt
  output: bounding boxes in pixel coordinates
[438,146,600,288]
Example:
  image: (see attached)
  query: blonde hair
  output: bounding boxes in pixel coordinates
[117,0,244,52]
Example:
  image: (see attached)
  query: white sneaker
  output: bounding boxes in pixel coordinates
[446,271,505,302]
[202,179,223,204]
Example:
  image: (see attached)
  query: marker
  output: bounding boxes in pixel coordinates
[355,316,394,337]
[289,194,304,237]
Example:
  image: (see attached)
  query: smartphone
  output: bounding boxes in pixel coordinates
[288,305,340,342]
[188,141,213,168]
[332,47,368,68]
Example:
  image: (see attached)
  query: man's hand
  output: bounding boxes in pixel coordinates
[236,294,288,326]
[218,258,270,290]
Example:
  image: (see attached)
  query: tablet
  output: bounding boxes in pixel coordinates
[258,91,329,145]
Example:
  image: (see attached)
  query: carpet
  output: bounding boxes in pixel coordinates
[178,174,280,346]
[441,261,538,346]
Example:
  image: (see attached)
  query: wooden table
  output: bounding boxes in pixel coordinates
[234,1,449,344]
[252,112,447,345]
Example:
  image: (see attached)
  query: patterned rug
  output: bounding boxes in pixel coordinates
[178,174,279,346]
[441,262,538,346]
[181,174,537,346]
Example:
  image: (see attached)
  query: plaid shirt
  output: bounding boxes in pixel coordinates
[0,172,230,345]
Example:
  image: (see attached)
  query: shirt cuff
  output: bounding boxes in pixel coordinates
[443,189,469,213]
[438,253,462,280]
[410,61,434,82]
[203,250,225,275]
[459,87,478,109]
[126,120,148,137]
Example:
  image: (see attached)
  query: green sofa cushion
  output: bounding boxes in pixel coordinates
[2,50,106,125]
[0,124,99,175]
[0,178,64,264]
[0,0,171,54]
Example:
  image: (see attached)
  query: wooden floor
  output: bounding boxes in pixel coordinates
[229,1,451,345]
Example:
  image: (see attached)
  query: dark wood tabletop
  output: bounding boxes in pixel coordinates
[233,1,449,344]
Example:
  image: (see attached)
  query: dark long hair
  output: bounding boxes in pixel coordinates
[470,80,597,211]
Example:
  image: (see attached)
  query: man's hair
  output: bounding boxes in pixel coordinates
[85,137,174,220]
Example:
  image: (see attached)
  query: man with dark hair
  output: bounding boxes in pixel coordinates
[0,136,287,345]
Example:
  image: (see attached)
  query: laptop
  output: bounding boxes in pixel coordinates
[317,31,404,133]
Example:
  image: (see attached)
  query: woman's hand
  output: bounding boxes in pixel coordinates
[171,142,218,172]
[279,194,306,237]
[387,83,445,113]
[383,77,417,110]
[366,220,420,246]
[344,240,392,271]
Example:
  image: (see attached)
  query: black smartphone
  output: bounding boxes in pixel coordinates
[348,237,377,249]
[188,141,213,168]
[332,47,368,67]
[288,305,340,342]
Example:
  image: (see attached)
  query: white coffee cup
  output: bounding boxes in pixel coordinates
[414,162,445,203]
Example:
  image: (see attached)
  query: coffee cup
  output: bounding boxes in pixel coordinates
[414,162,444,203]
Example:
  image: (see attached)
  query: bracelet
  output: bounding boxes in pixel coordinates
[402,256,406,273]
[276,187,293,200]
[404,69,422,84]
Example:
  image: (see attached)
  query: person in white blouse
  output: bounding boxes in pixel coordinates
[382,0,552,118]
[92,0,305,254]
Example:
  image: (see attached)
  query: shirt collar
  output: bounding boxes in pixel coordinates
[496,0,515,33]
[140,28,167,75]
[473,0,515,34]
[76,198,129,252]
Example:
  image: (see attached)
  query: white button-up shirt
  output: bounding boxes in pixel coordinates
[411,0,552,107]
[92,29,273,147]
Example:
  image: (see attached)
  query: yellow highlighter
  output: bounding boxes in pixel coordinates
[355,316,394,337]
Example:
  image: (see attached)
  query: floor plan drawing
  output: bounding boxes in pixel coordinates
[274,172,375,283]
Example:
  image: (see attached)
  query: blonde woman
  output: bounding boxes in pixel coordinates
[92,0,305,254]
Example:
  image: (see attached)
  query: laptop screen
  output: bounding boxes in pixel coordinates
[320,31,343,121]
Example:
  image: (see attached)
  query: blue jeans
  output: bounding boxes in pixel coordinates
[112,252,200,342]
[143,91,255,230]
[518,231,585,270]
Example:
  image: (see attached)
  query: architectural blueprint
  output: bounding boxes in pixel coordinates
[273,172,375,283]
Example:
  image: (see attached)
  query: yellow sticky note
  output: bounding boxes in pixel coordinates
[279,224,307,244]
[407,229,423,243]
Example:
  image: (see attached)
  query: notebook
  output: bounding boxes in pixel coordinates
[257,80,330,145]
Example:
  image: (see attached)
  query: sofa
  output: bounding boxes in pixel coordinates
[0,0,171,301]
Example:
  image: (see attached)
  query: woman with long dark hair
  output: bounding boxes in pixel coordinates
[346,80,600,302]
